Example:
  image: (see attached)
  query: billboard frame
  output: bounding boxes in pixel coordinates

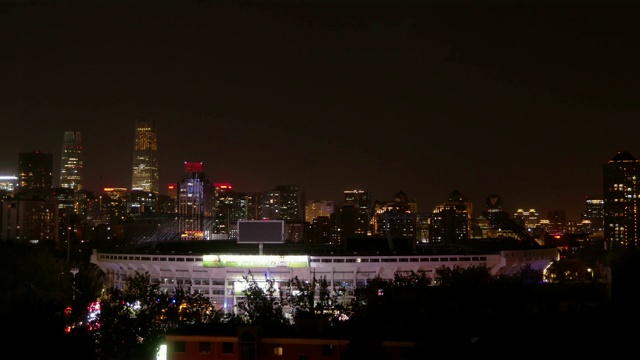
[236,220,285,244]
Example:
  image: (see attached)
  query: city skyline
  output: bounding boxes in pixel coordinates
[2,1,639,221]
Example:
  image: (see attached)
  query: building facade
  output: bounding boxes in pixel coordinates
[603,151,640,249]
[583,196,604,234]
[1,198,58,243]
[131,119,159,194]
[177,162,215,240]
[429,190,472,243]
[18,150,53,190]
[90,243,559,315]
[60,131,84,191]
[304,200,334,223]
[341,190,372,236]
[261,185,305,222]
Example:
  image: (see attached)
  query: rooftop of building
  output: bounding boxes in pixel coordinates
[105,235,546,257]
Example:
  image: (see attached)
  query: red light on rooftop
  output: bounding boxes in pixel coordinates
[184,162,203,173]
[215,182,233,190]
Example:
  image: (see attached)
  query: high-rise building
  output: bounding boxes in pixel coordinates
[305,200,334,223]
[18,150,53,189]
[603,151,640,249]
[177,162,215,240]
[131,119,159,194]
[428,190,471,243]
[60,131,84,191]
[342,190,372,235]
[213,183,256,240]
[373,190,420,239]
[583,196,604,233]
[0,198,58,243]
[261,185,305,221]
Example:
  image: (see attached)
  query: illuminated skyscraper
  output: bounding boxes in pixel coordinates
[177,162,215,239]
[603,151,640,249]
[60,131,84,191]
[131,119,159,194]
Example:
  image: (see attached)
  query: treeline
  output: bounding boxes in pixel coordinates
[3,239,638,359]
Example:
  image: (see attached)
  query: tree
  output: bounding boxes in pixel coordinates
[234,271,289,327]
[288,271,347,321]
[434,264,493,287]
[0,240,79,357]
[96,271,219,360]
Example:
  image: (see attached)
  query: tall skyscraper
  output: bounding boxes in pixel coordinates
[603,151,640,249]
[177,162,215,239]
[18,150,53,189]
[131,119,159,194]
[60,131,84,191]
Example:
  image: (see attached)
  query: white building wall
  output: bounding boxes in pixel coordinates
[91,247,558,313]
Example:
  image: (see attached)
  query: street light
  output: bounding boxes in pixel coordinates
[70,267,79,300]
[587,268,593,281]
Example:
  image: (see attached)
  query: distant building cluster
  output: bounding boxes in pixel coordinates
[0,120,636,250]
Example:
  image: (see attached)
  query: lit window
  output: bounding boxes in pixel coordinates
[274,346,283,356]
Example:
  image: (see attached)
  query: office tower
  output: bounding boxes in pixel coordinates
[131,119,159,194]
[127,190,158,216]
[18,150,53,189]
[177,162,215,240]
[372,190,419,239]
[213,182,248,239]
[305,200,334,223]
[0,198,58,243]
[159,183,178,214]
[342,190,372,236]
[428,190,471,243]
[603,151,640,249]
[244,192,263,220]
[583,196,604,233]
[261,185,305,221]
[60,131,84,191]
[309,216,332,244]
[100,188,129,223]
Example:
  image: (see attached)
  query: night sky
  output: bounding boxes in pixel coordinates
[2,1,639,221]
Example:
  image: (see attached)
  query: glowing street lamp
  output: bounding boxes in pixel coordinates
[70,267,79,300]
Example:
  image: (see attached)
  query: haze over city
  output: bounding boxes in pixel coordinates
[2,1,639,221]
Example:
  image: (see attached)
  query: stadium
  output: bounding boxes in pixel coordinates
[90,220,559,312]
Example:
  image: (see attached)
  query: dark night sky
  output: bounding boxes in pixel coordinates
[1,1,639,221]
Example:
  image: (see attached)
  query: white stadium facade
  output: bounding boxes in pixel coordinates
[90,231,559,313]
